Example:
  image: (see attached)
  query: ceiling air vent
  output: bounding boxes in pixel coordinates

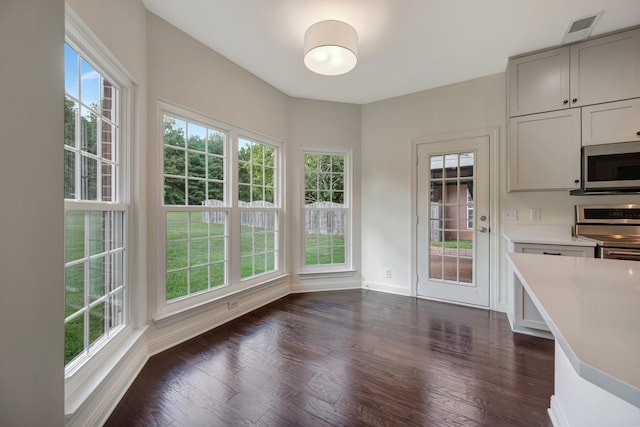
[561,11,604,44]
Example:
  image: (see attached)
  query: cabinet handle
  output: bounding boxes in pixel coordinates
[563,100,569,104]
[574,179,580,184]
[636,131,640,136]
[572,98,578,103]
[542,251,562,256]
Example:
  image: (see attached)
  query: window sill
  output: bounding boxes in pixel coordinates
[153,274,289,329]
[297,269,357,280]
[65,326,148,419]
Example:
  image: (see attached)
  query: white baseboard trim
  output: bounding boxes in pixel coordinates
[548,395,568,427]
[147,281,289,356]
[65,328,149,427]
[362,281,411,296]
[290,280,361,294]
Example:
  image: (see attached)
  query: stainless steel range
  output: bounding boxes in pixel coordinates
[575,204,640,261]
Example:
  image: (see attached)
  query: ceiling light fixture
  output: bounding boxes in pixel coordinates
[304,20,358,76]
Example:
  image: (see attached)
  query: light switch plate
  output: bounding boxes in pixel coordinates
[503,209,518,221]
[530,208,542,221]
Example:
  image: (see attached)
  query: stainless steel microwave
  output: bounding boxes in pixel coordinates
[582,141,640,191]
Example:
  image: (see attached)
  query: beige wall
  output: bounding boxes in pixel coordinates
[0,0,65,425]
[361,74,506,299]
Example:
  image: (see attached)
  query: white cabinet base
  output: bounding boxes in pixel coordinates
[548,342,640,427]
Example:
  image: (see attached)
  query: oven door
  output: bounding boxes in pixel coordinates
[583,141,640,191]
[601,247,640,261]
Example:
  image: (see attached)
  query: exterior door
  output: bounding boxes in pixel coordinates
[416,136,490,307]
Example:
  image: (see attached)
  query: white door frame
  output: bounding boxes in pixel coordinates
[410,128,500,310]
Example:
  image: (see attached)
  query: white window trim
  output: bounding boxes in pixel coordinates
[156,101,286,319]
[299,145,352,274]
[64,5,139,415]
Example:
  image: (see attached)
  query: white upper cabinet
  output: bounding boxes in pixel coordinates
[508,28,640,117]
[582,98,640,146]
[570,29,640,108]
[508,109,581,191]
[508,47,570,117]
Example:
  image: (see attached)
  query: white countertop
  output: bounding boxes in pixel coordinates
[503,224,596,246]
[507,252,640,408]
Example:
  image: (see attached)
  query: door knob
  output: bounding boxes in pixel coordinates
[478,226,488,233]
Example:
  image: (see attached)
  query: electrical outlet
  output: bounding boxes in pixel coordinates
[384,268,391,279]
[503,209,517,221]
[227,300,239,310]
[530,208,542,221]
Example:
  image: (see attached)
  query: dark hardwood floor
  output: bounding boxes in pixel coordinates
[105,290,554,427]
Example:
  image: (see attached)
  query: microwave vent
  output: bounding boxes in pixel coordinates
[561,11,603,44]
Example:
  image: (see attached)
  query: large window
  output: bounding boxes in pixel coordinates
[161,108,282,307]
[163,115,228,301]
[238,138,279,279]
[303,148,350,270]
[64,42,127,367]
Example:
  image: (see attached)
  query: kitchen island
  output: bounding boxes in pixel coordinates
[507,252,640,427]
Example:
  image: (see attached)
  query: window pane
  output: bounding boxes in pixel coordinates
[101,79,115,121]
[167,212,189,240]
[89,301,106,345]
[166,208,227,301]
[65,211,85,262]
[89,257,106,302]
[164,177,186,205]
[65,315,84,364]
[240,211,277,279]
[101,162,114,202]
[81,155,98,200]
[190,266,209,294]
[64,44,79,98]
[210,262,225,288]
[207,131,224,155]
[89,211,105,255]
[110,290,124,328]
[187,122,206,151]
[65,264,84,317]
[188,151,206,178]
[64,97,77,147]
[167,241,188,270]
[207,181,224,202]
[164,147,185,176]
[80,107,98,155]
[191,239,209,266]
[164,117,185,148]
[166,270,188,301]
[64,149,76,200]
[101,122,115,161]
[208,155,224,181]
[80,58,100,108]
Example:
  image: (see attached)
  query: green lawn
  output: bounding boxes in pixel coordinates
[165,212,277,301]
[305,234,345,265]
[430,239,473,249]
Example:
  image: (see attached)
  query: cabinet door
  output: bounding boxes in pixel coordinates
[582,98,640,146]
[570,28,640,107]
[508,109,581,191]
[508,47,570,117]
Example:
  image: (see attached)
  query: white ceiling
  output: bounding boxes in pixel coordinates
[142,0,640,105]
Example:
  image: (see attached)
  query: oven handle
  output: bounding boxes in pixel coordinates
[603,249,640,259]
